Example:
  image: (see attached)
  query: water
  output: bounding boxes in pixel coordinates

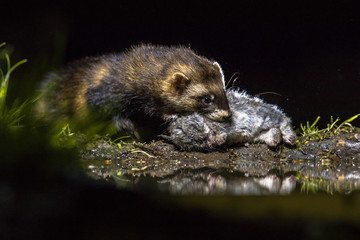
[82,143,360,195]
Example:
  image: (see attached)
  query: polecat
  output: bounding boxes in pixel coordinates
[162,89,297,151]
[37,44,232,139]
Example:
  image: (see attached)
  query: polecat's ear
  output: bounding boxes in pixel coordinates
[169,72,190,93]
[213,61,222,70]
[213,61,225,86]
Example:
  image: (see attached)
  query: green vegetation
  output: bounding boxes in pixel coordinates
[109,135,132,148]
[299,114,360,143]
[0,42,28,106]
[0,42,78,174]
[0,42,28,129]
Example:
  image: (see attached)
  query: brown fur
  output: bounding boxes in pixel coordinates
[37,44,231,139]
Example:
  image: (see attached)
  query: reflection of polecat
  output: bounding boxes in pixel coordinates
[162,89,297,151]
[37,44,232,139]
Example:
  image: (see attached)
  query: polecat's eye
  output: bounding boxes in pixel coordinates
[201,95,214,105]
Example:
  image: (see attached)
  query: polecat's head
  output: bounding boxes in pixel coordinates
[162,59,232,122]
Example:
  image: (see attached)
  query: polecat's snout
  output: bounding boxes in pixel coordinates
[206,108,232,122]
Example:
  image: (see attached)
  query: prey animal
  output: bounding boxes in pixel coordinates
[162,89,297,151]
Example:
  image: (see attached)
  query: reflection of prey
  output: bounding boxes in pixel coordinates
[158,169,297,195]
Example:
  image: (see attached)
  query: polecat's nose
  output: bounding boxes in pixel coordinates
[221,110,232,121]
[207,109,232,122]
[214,109,232,122]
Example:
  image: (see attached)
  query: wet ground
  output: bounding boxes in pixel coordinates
[2,126,360,239]
[81,128,360,195]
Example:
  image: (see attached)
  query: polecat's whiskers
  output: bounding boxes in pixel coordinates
[226,72,240,88]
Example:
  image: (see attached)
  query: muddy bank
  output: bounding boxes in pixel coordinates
[79,127,360,195]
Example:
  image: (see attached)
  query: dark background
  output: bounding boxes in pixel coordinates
[2,0,360,128]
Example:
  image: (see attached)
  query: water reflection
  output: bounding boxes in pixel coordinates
[111,165,360,195]
[84,149,360,195]
[299,172,360,195]
[156,169,297,195]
